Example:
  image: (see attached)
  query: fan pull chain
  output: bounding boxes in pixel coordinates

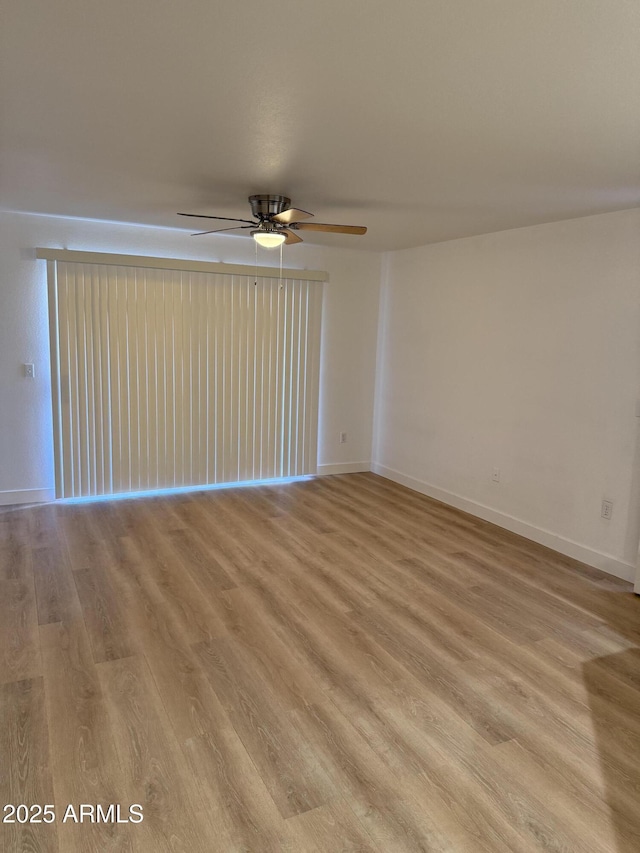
[254,239,258,286]
[279,242,283,289]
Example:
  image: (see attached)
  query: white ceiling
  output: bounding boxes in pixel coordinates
[1,0,639,251]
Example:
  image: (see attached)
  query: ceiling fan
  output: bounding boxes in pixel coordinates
[178,194,367,248]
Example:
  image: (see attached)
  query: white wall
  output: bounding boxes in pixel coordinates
[374,209,640,581]
[0,211,381,502]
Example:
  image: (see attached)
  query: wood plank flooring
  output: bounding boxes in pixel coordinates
[1,472,639,852]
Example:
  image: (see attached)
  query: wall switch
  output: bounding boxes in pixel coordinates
[601,500,613,520]
[635,400,640,418]
[23,363,35,378]
[339,431,348,444]
[492,467,500,483]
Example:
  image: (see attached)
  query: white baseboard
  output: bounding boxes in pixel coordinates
[0,487,56,506]
[317,462,371,476]
[372,463,635,583]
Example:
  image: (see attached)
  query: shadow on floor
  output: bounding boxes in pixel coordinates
[581,589,640,852]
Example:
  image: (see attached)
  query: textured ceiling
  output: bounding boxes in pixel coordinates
[1,0,639,251]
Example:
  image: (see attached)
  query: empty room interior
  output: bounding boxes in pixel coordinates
[2,2,640,851]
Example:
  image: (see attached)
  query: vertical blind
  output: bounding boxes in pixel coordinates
[46,258,323,499]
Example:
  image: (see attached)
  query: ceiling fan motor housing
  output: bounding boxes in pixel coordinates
[249,194,291,220]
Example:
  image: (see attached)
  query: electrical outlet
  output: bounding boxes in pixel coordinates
[23,363,35,379]
[601,500,613,520]
[339,431,347,444]
[492,467,500,483]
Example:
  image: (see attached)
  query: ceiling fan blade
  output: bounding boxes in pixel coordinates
[272,207,314,225]
[178,212,256,225]
[295,222,367,235]
[191,225,254,236]
[283,229,303,245]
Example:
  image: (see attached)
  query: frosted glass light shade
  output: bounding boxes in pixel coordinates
[252,230,286,249]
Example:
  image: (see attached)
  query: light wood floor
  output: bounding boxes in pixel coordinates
[1,473,640,852]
